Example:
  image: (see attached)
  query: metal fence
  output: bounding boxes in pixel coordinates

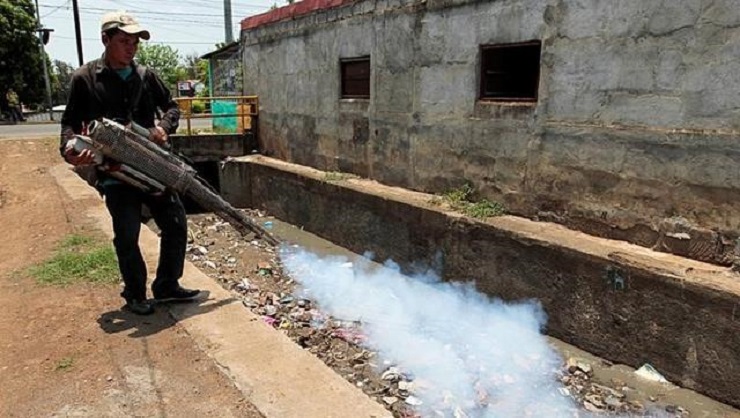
[174,95,259,137]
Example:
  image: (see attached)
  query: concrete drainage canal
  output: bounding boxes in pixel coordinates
[180,156,740,418]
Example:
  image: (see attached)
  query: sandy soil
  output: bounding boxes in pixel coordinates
[0,138,262,417]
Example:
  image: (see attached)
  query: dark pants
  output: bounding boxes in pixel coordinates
[103,184,187,301]
[9,106,24,122]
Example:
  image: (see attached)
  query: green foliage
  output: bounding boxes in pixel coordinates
[28,234,119,286]
[463,200,505,218]
[51,60,75,105]
[191,100,205,113]
[184,52,208,82]
[197,59,208,81]
[443,183,475,205]
[137,45,211,95]
[0,0,48,107]
[63,235,94,247]
[136,43,182,89]
[196,85,210,98]
[437,184,506,219]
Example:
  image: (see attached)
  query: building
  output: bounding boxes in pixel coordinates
[240,0,740,266]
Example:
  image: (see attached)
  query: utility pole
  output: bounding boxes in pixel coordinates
[224,0,233,43]
[34,0,54,121]
[72,0,84,66]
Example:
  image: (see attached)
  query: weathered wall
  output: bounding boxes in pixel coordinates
[171,133,255,162]
[220,155,740,408]
[241,0,740,264]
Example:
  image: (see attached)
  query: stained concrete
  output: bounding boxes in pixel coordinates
[221,155,740,409]
[241,0,740,265]
[170,133,256,162]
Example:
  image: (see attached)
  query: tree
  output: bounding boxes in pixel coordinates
[136,43,182,89]
[51,60,75,105]
[0,0,48,108]
[184,52,208,82]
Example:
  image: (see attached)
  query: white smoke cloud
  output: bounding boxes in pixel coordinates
[280,246,585,417]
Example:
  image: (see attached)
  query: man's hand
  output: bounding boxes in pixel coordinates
[148,126,168,146]
[64,147,96,166]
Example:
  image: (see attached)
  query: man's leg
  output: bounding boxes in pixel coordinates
[147,191,199,301]
[103,185,152,313]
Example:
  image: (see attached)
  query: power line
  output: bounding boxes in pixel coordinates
[110,0,268,14]
[43,12,240,40]
[39,4,231,23]
[76,3,226,17]
[37,2,269,17]
[54,34,219,45]
[71,8,227,27]
[40,0,70,18]
[41,0,271,10]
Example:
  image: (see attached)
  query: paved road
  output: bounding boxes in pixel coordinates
[0,118,213,140]
[0,122,61,140]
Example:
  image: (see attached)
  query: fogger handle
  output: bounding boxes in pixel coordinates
[129,122,151,139]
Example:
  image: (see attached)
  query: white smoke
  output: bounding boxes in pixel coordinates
[280,246,583,417]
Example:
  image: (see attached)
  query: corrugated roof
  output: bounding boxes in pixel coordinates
[200,41,240,60]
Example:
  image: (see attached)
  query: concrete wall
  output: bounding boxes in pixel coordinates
[241,0,740,265]
[171,133,255,162]
[220,155,740,408]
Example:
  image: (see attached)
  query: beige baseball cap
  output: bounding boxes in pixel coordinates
[100,11,150,40]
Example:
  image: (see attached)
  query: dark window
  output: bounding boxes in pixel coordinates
[480,41,541,102]
[341,57,371,99]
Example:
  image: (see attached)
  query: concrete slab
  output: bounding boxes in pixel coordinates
[50,164,391,418]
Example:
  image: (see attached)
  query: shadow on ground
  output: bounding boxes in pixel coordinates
[96,291,236,338]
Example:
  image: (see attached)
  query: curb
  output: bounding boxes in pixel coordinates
[50,164,391,418]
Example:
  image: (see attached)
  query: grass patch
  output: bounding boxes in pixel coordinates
[28,234,119,286]
[433,184,506,219]
[443,183,475,206]
[323,171,358,182]
[463,200,505,218]
[55,357,74,371]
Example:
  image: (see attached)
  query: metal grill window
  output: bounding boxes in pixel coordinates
[480,41,541,102]
[341,57,371,99]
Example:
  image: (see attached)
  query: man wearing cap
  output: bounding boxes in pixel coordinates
[60,11,200,315]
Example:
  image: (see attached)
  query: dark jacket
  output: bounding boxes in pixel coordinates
[60,55,179,154]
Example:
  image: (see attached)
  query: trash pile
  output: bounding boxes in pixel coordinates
[559,358,687,416]
[186,213,690,418]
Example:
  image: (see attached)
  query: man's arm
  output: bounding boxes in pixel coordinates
[60,74,88,153]
[60,73,95,165]
[148,71,180,135]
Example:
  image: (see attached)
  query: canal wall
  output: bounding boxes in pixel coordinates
[221,155,740,408]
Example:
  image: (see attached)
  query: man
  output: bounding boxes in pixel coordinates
[61,11,200,315]
[6,88,25,122]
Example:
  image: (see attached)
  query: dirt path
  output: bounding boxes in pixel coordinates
[0,138,262,417]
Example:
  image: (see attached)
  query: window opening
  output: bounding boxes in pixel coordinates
[341,57,371,99]
[480,41,541,102]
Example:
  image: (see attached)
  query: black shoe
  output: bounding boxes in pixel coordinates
[153,286,202,303]
[124,299,155,315]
